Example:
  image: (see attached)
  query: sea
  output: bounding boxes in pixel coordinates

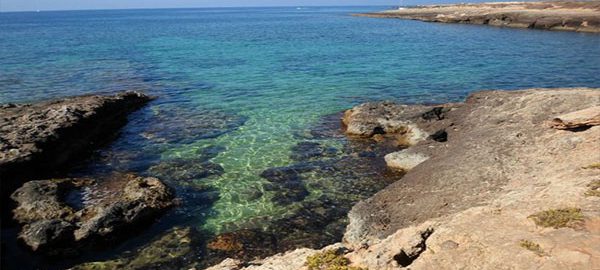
[1,6,599,269]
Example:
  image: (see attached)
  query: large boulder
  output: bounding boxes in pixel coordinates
[11,173,174,252]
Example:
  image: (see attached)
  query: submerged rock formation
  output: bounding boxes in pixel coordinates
[0,92,153,195]
[72,226,201,270]
[11,173,174,253]
[355,1,600,33]
[210,88,600,269]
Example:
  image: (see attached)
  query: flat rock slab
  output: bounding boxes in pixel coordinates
[0,92,152,195]
[355,1,600,33]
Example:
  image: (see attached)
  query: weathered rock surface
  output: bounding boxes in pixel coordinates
[550,105,600,130]
[355,1,600,33]
[342,101,431,146]
[0,92,153,195]
[384,150,429,171]
[11,173,174,252]
[211,88,600,269]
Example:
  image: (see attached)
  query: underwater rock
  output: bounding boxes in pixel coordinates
[260,164,314,205]
[0,92,153,196]
[71,226,201,270]
[11,173,174,252]
[140,106,247,144]
[207,229,278,260]
[290,141,337,161]
[149,159,224,183]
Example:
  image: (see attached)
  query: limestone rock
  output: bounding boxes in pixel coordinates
[549,105,600,130]
[355,1,600,33]
[342,101,429,146]
[384,150,429,171]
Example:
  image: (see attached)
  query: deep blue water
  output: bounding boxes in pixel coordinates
[1,6,600,269]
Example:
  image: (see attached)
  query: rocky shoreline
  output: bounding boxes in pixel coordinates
[2,88,599,269]
[0,92,153,197]
[0,92,178,256]
[209,88,600,269]
[355,1,600,33]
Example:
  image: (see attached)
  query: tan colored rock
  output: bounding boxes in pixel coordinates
[355,1,600,33]
[342,101,430,146]
[384,150,429,171]
[209,88,600,270]
[549,105,600,130]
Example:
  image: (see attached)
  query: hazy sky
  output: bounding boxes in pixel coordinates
[0,0,413,12]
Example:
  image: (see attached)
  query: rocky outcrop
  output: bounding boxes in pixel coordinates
[11,173,174,253]
[210,88,600,269]
[355,1,600,33]
[0,92,153,196]
[342,101,430,146]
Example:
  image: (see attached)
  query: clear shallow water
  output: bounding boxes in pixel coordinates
[1,6,600,269]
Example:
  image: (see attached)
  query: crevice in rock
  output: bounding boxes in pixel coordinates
[393,228,434,267]
[373,126,386,135]
[428,129,448,142]
[421,107,446,121]
[562,125,592,132]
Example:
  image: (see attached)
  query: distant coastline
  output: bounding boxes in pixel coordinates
[355,1,600,33]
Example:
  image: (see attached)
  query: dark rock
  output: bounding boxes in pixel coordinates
[0,92,153,197]
[259,163,316,183]
[428,129,448,142]
[421,107,447,121]
[290,141,337,161]
[19,219,76,252]
[11,173,174,252]
[71,227,202,270]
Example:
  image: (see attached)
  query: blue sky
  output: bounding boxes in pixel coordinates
[0,0,475,12]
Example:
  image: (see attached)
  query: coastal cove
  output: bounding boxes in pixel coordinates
[1,5,600,270]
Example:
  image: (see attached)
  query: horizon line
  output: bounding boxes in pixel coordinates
[0,4,395,13]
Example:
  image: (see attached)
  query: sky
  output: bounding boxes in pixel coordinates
[0,0,403,12]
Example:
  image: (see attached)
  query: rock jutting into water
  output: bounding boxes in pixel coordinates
[0,92,153,197]
[11,173,174,254]
[355,1,600,33]
[210,88,600,270]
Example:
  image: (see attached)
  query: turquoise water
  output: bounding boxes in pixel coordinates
[1,6,600,269]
